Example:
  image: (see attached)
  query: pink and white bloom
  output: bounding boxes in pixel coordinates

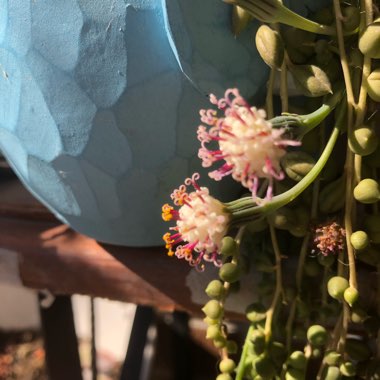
[162,173,230,270]
[198,88,300,200]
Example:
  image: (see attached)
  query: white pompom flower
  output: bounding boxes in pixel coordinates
[198,88,300,200]
[162,173,230,271]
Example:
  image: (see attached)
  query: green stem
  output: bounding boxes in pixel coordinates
[265,224,284,342]
[277,2,336,35]
[229,124,341,221]
[235,324,255,380]
[270,88,344,137]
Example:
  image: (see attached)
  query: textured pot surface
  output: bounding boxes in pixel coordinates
[1,0,269,246]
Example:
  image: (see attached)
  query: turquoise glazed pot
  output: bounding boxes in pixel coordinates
[0,1,272,246]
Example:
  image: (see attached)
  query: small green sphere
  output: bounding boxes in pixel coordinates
[219,262,241,283]
[205,280,225,299]
[327,276,349,301]
[349,126,378,156]
[202,300,223,319]
[213,336,227,349]
[344,287,359,307]
[340,361,356,377]
[285,367,305,380]
[353,178,380,204]
[219,358,236,374]
[216,373,233,380]
[206,325,221,340]
[287,351,307,370]
[246,303,267,323]
[350,230,370,251]
[350,306,367,324]
[307,325,328,346]
[324,366,341,380]
[323,350,341,366]
[367,68,380,102]
[221,237,238,258]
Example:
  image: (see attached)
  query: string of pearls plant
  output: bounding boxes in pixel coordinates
[162,0,380,378]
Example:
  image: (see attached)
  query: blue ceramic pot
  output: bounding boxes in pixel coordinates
[1,0,313,246]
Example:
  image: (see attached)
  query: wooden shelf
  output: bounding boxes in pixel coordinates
[0,174,201,315]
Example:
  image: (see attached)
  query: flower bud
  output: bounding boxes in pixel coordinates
[253,355,275,379]
[232,6,252,36]
[285,367,305,380]
[342,6,360,32]
[216,373,233,380]
[340,361,356,377]
[319,175,345,214]
[206,325,222,340]
[353,178,380,204]
[350,230,369,251]
[205,280,226,299]
[289,64,332,97]
[327,276,349,301]
[349,126,378,156]
[246,303,267,323]
[324,366,341,380]
[219,262,241,283]
[366,68,380,102]
[344,287,359,307]
[324,350,341,366]
[307,325,328,346]
[287,351,307,370]
[359,18,380,58]
[221,237,238,258]
[202,300,223,319]
[219,358,236,374]
[255,25,284,70]
[281,151,316,182]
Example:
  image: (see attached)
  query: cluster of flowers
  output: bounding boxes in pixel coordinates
[162,89,301,269]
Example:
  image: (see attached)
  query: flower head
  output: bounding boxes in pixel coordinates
[198,88,299,201]
[162,173,230,271]
[313,221,346,256]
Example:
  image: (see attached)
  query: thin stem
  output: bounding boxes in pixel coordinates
[338,303,350,354]
[229,125,341,220]
[280,60,288,112]
[265,224,284,342]
[266,69,276,119]
[354,154,362,184]
[235,325,255,380]
[356,0,373,123]
[333,0,358,290]
[285,232,310,351]
[333,0,356,108]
